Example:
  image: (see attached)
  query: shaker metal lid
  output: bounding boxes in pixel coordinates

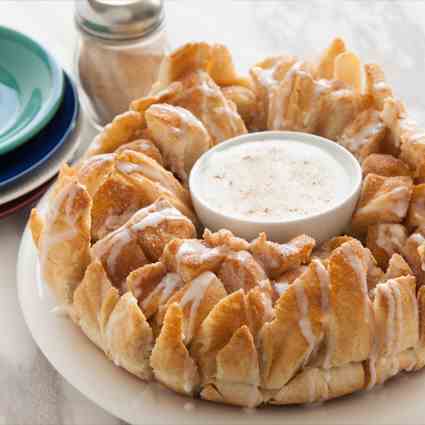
[75,0,165,40]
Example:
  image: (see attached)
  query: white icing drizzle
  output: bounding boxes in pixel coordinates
[274,282,289,296]
[408,282,419,333]
[279,242,298,257]
[341,111,382,156]
[253,62,279,88]
[107,229,132,275]
[261,292,274,321]
[131,207,187,232]
[375,224,405,255]
[294,281,316,367]
[270,61,304,130]
[390,186,410,218]
[340,244,370,325]
[312,260,332,369]
[373,80,391,93]
[410,233,425,246]
[381,283,396,354]
[94,201,191,280]
[141,273,183,310]
[390,280,403,354]
[313,260,330,320]
[39,183,81,273]
[116,161,145,174]
[175,240,220,277]
[177,240,206,260]
[179,272,215,342]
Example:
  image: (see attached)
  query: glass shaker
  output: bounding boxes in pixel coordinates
[74,0,168,129]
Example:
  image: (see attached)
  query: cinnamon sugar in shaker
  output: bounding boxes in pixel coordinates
[74,0,167,129]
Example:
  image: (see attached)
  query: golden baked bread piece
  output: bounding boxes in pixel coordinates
[217,250,268,294]
[121,198,196,261]
[76,153,116,197]
[30,170,92,305]
[127,263,172,319]
[326,240,374,367]
[384,253,413,280]
[333,51,362,93]
[362,153,412,178]
[407,184,425,230]
[266,55,365,137]
[191,284,273,407]
[270,363,365,405]
[92,221,149,288]
[73,261,120,348]
[115,139,164,165]
[150,302,200,395]
[73,261,153,379]
[76,141,163,199]
[249,54,297,130]
[338,109,386,161]
[222,85,258,129]
[313,235,355,262]
[272,266,308,300]
[200,325,263,407]
[145,103,212,184]
[115,150,191,205]
[161,238,226,284]
[156,271,227,344]
[90,171,197,241]
[267,62,319,132]
[364,63,393,111]
[366,223,408,269]
[372,275,418,359]
[151,42,251,95]
[92,199,196,287]
[382,97,425,179]
[315,37,346,80]
[250,233,316,279]
[315,38,363,92]
[316,86,367,141]
[402,231,425,286]
[203,228,250,251]
[351,174,413,234]
[85,111,144,157]
[259,259,331,390]
[132,70,247,146]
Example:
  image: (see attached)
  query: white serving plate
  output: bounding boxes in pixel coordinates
[17,196,425,425]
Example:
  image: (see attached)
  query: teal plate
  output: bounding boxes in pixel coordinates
[0,26,64,155]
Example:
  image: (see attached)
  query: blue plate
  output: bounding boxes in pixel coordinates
[0,72,79,187]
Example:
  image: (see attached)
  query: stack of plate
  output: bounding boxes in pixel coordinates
[0,26,81,219]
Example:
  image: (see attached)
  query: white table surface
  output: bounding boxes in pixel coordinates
[2,1,425,424]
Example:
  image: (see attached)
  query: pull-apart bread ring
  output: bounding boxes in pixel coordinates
[29,37,425,408]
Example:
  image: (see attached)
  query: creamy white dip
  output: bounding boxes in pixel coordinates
[196,139,351,221]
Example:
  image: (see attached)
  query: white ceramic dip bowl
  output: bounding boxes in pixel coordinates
[189,131,362,244]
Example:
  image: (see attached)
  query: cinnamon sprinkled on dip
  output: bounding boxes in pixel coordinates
[197,139,351,221]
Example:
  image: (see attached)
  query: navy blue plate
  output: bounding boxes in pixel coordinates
[0,72,79,187]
